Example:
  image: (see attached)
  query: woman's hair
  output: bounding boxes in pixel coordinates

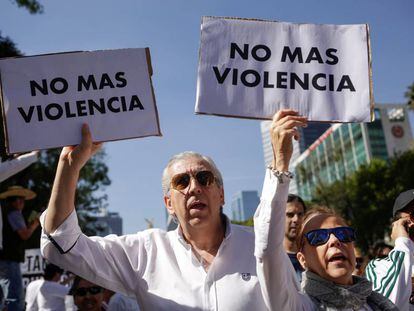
[296,205,348,250]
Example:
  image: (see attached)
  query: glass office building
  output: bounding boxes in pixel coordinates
[231,190,260,222]
[295,104,413,200]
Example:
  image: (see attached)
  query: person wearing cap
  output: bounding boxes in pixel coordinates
[365,189,414,310]
[0,186,39,311]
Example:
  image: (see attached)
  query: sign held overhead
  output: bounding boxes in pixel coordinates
[0,48,161,154]
[195,16,373,122]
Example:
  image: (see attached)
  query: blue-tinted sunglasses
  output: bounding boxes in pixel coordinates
[304,226,356,246]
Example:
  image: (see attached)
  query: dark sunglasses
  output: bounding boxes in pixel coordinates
[73,286,103,297]
[170,170,215,191]
[304,226,356,246]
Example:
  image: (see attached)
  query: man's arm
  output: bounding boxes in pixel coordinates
[254,110,309,310]
[0,151,38,182]
[41,124,147,296]
[44,124,101,233]
[365,218,414,310]
[7,210,39,240]
[16,220,39,240]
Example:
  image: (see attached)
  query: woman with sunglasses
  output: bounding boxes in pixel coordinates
[254,110,397,310]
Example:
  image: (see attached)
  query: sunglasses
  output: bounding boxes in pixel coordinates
[304,226,356,247]
[170,170,216,191]
[73,286,103,297]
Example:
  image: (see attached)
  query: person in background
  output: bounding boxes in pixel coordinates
[25,263,70,310]
[0,151,39,253]
[0,186,39,311]
[366,189,414,310]
[284,193,306,282]
[102,289,140,311]
[0,151,39,310]
[353,247,368,276]
[371,241,393,260]
[70,276,105,311]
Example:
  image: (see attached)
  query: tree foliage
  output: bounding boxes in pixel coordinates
[10,0,43,14]
[405,82,414,109]
[0,33,22,58]
[231,218,253,227]
[312,149,414,253]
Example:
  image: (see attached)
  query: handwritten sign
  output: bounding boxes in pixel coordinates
[195,16,373,122]
[0,48,161,153]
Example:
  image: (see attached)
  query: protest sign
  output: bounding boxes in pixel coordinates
[195,16,374,122]
[0,48,161,153]
[21,248,46,288]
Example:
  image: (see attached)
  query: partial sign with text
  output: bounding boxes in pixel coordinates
[195,16,373,122]
[0,48,161,153]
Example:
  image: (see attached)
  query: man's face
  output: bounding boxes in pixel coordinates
[11,197,25,211]
[285,201,305,242]
[298,215,356,285]
[164,156,224,229]
[73,279,103,311]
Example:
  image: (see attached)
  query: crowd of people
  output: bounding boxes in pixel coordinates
[0,110,413,310]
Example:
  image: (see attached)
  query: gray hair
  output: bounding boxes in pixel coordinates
[162,151,223,196]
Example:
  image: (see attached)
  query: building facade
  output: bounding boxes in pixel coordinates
[231,190,260,222]
[294,104,413,200]
[261,121,330,194]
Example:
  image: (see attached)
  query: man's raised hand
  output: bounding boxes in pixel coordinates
[59,124,102,172]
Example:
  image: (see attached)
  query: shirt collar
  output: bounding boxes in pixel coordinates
[175,214,232,247]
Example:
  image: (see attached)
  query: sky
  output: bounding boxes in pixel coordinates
[0,0,413,234]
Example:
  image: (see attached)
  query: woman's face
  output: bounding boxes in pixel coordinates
[298,215,356,285]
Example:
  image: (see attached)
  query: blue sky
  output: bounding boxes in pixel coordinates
[1,0,413,233]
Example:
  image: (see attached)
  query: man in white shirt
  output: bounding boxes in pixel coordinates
[25,263,69,311]
[40,124,268,310]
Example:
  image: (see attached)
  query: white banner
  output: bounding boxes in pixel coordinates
[0,48,161,153]
[195,16,373,122]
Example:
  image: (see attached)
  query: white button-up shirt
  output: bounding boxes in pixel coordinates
[40,172,284,310]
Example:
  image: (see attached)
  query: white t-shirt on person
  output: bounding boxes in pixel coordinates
[25,279,69,310]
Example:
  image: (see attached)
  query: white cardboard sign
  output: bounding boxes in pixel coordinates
[195,16,373,122]
[0,48,161,153]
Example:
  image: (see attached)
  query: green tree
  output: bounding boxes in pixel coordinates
[405,82,414,109]
[11,0,43,14]
[231,218,254,227]
[312,149,414,254]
